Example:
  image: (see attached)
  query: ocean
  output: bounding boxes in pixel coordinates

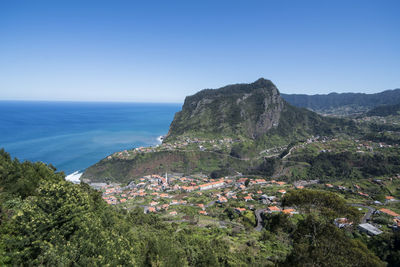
[0,101,181,177]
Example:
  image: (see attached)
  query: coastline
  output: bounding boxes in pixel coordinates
[68,135,166,183]
[65,171,82,184]
[157,135,164,144]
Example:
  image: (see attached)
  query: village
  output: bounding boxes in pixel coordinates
[91,169,400,235]
[105,133,398,165]
[106,136,240,160]
[89,134,400,235]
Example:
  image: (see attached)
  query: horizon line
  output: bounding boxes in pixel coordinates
[0,99,183,104]
[1,87,400,104]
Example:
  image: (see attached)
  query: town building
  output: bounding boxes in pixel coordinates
[198,180,225,191]
[358,223,383,236]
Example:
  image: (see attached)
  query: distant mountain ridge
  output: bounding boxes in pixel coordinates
[281,89,400,116]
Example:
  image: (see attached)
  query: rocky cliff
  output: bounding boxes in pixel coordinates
[166,78,343,142]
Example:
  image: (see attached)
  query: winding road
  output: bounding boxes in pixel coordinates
[255,209,266,231]
[350,204,375,223]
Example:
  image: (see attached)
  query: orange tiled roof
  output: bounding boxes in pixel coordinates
[282,209,295,214]
[380,208,400,217]
[199,180,225,188]
[235,207,246,212]
[268,206,281,212]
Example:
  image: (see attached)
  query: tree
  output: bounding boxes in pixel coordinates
[282,189,360,222]
[283,215,385,267]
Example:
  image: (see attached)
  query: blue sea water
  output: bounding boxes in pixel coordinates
[0,101,181,174]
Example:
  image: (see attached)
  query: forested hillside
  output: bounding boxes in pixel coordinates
[282,89,400,115]
[366,103,400,117]
[0,149,254,266]
[2,149,398,266]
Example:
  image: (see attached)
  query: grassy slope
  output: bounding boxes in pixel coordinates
[82,150,259,183]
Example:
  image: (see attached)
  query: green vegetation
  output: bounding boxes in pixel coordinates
[366,103,400,117]
[288,150,400,182]
[12,78,400,265]
[2,149,400,265]
[285,215,384,267]
[166,78,357,149]
[282,89,400,116]
[282,189,361,221]
[83,79,400,183]
[83,150,260,183]
[0,149,284,266]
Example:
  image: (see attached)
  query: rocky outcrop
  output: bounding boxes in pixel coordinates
[166,78,290,140]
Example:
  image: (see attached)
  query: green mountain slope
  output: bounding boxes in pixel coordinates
[366,103,400,117]
[82,78,358,181]
[281,89,400,116]
[167,78,285,139]
[166,78,355,146]
[82,150,255,183]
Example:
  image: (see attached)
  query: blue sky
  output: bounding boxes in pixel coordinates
[0,0,399,102]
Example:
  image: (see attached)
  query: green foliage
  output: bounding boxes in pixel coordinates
[282,89,400,116]
[166,78,356,147]
[283,215,385,267]
[1,148,395,266]
[0,148,64,199]
[291,150,400,181]
[368,231,400,267]
[1,180,140,265]
[364,130,400,145]
[83,150,251,183]
[282,189,361,222]
[367,103,400,117]
[249,157,279,176]
[242,211,256,228]
[1,150,292,266]
[263,213,296,234]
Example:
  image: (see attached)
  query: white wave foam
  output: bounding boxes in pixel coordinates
[157,135,164,144]
[65,171,82,183]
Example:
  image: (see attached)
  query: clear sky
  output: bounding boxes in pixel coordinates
[1,0,399,102]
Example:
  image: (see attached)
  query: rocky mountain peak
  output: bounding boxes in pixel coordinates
[166,78,287,140]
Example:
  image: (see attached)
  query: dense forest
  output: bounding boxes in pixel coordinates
[289,151,400,182]
[1,149,400,266]
[366,103,400,117]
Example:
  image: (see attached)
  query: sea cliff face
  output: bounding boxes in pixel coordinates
[166,78,286,140]
[165,78,345,143]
